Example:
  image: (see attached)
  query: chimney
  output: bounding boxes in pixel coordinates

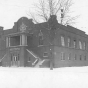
[48,15,58,30]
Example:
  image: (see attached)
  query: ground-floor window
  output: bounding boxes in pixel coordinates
[74,54,77,60]
[84,55,86,60]
[28,57,31,62]
[61,52,65,60]
[68,53,71,60]
[80,55,82,60]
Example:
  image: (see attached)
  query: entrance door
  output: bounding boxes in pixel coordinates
[11,53,19,67]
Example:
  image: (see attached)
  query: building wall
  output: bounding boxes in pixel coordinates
[53,27,88,68]
[1,16,88,68]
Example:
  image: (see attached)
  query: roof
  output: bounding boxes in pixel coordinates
[2,16,88,38]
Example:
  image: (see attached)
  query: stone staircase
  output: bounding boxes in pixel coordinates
[26,49,50,67]
[26,49,42,67]
[0,54,7,62]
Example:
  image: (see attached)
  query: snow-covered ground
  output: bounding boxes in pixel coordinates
[0,66,88,88]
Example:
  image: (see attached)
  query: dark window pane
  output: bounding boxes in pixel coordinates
[10,36,20,46]
[43,52,48,57]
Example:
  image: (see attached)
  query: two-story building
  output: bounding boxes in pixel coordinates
[0,15,88,69]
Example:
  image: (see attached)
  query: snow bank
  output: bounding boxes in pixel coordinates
[0,66,88,88]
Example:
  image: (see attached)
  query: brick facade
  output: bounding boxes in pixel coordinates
[0,16,88,69]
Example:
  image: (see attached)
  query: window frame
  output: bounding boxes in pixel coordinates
[73,39,76,48]
[43,52,48,57]
[68,53,71,60]
[67,37,71,47]
[74,54,77,60]
[61,35,65,46]
[9,35,20,47]
[80,55,82,60]
[79,40,82,49]
[83,42,86,50]
[38,30,44,46]
[61,52,65,61]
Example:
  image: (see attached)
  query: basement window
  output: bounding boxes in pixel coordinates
[43,52,48,57]
[28,57,31,62]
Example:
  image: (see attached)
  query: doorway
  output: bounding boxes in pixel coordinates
[11,53,20,67]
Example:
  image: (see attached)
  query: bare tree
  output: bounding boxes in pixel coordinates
[28,0,78,25]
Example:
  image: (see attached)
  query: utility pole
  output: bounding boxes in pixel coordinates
[50,47,53,70]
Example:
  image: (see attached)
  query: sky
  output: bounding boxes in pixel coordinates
[0,0,88,34]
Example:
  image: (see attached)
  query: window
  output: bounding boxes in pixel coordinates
[39,30,43,46]
[80,55,82,60]
[67,37,71,47]
[79,41,82,49]
[6,37,9,47]
[74,54,77,60]
[10,35,20,46]
[43,52,48,57]
[73,39,76,48]
[61,36,65,46]
[28,57,31,62]
[83,42,86,50]
[61,52,65,60]
[84,55,86,60]
[68,53,71,60]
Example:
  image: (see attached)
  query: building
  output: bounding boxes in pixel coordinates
[0,15,88,69]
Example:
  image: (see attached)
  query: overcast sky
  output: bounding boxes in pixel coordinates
[0,0,88,34]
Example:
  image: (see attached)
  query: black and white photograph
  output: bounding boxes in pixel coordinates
[0,0,88,88]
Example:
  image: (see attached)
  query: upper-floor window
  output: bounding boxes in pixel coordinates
[6,34,27,47]
[61,36,65,46]
[73,39,76,48]
[79,41,82,49]
[10,35,20,46]
[83,42,86,50]
[67,37,71,47]
[39,30,43,46]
